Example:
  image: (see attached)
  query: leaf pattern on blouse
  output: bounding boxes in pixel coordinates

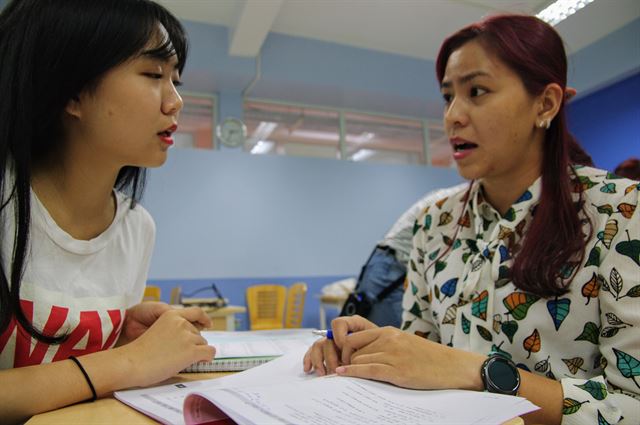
[403,166,640,424]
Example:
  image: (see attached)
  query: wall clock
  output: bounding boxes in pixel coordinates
[216,117,247,148]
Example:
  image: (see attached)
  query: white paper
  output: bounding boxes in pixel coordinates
[185,375,539,425]
[115,345,314,425]
[202,329,319,358]
[116,342,539,425]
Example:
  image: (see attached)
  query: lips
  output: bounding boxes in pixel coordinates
[450,137,477,151]
[450,137,478,160]
[158,124,177,146]
[158,124,177,137]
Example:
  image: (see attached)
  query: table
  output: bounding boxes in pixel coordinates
[317,294,348,329]
[201,305,247,331]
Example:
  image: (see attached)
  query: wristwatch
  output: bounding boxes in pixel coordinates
[480,354,521,395]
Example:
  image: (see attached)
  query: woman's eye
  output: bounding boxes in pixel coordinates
[442,93,453,104]
[144,73,163,79]
[173,80,183,87]
[470,87,488,97]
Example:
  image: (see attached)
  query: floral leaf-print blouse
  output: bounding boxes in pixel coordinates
[403,166,639,425]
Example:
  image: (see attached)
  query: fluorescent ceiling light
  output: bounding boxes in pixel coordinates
[250,140,275,155]
[291,130,376,144]
[291,130,339,142]
[250,122,277,142]
[351,132,375,144]
[351,149,376,162]
[536,0,595,26]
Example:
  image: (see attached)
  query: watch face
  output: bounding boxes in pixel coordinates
[488,358,518,389]
[482,355,520,395]
[217,118,247,148]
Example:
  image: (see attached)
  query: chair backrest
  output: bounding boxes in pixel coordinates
[169,286,182,305]
[143,285,161,302]
[284,282,307,328]
[246,284,287,330]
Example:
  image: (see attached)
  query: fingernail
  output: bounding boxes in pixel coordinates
[335,366,345,374]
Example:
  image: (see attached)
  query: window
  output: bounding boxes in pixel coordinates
[243,99,454,167]
[244,101,340,159]
[343,112,425,165]
[174,93,216,149]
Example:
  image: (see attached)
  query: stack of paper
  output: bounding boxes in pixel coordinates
[116,344,539,425]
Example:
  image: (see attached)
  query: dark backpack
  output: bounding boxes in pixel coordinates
[340,246,406,321]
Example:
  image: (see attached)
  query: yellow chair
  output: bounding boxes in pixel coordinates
[284,282,307,328]
[246,284,287,330]
[143,285,161,302]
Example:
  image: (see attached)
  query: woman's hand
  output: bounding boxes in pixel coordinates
[334,326,486,390]
[303,315,377,376]
[117,302,174,346]
[119,307,215,387]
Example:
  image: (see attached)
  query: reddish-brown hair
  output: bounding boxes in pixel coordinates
[435,15,592,297]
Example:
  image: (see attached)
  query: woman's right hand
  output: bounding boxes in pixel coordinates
[303,315,377,376]
[119,307,215,387]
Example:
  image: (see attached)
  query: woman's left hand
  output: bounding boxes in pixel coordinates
[335,327,486,390]
[116,302,174,346]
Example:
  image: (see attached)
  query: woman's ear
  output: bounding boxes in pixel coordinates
[535,83,563,129]
[65,95,82,119]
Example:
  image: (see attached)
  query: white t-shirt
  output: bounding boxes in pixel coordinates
[0,188,155,369]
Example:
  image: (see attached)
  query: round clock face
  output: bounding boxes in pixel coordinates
[216,117,247,148]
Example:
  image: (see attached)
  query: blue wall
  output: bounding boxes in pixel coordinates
[142,150,462,330]
[142,149,462,280]
[568,72,640,171]
[178,20,440,119]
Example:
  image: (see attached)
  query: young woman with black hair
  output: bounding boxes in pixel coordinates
[0,1,214,421]
[305,14,639,425]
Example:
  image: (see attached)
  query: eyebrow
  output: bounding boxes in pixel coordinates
[140,53,180,71]
[441,71,490,89]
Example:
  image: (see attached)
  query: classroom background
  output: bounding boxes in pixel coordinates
[3,0,637,330]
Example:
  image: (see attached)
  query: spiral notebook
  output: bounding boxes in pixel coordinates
[182,329,318,373]
[183,355,278,372]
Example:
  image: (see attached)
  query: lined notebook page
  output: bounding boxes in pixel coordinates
[183,329,319,372]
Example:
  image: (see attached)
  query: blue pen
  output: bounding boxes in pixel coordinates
[312,329,351,340]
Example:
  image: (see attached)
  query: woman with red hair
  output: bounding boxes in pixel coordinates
[305,14,639,425]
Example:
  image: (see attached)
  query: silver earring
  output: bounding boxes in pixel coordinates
[539,119,550,129]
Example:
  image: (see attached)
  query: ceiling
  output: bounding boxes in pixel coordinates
[158,0,640,59]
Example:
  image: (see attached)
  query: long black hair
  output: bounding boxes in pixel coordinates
[0,0,188,342]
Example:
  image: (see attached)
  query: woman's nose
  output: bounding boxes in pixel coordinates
[162,84,183,116]
[443,97,469,130]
